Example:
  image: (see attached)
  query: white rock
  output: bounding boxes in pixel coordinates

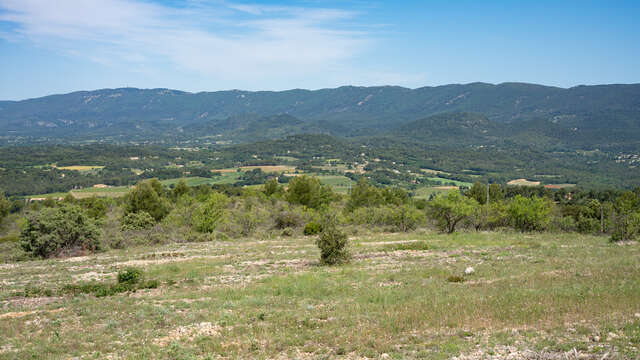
[464,267,475,275]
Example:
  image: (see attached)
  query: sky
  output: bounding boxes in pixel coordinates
[0,0,639,100]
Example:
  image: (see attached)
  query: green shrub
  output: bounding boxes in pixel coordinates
[120,211,156,231]
[281,227,294,237]
[20,204,101,258]
[507,195,553,232]
[303,221,322,235]
[285,175,334,209]
[117,267,143,285]
[0,191,10,220]
[427,190,478,233]
[124,179,171,222]
[193,192,229,233]
[447,275,465,283]
[316,214,350,265]
[576,215,601,234]
[610,191,640,242]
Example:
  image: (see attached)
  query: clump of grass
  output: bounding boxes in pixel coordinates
[447,275,465,283]
[60,267,159,297]
[383,241,430,251]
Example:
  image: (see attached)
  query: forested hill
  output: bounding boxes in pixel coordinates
[1,83,639,144]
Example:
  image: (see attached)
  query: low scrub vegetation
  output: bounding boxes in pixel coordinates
[2,177,639,265]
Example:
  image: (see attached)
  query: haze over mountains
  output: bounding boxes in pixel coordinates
[1,82,639,150]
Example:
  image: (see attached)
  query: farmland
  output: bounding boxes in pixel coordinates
[1,231,638,359]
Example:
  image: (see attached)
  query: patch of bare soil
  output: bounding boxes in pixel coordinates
[0,307,64,320]
[453,346,610,359]
[154,322,221,346]
[1,296,63,311]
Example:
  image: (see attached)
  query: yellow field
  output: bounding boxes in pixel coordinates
[55,165,105,171]
[507,178,541,186]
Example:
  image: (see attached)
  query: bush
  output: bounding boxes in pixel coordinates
[285,175,334,209]
[610,191,640,241]
[507,195,553,232]
[20,204,101,258]
[316,214,350,265]
[0,191,10,220]
[427,190,478,233]
[281,227,294,237]
[303,221,322,235]
[274,209,305,229]
[117,267,143,285]
[193,192,229,233]
[124,179,171,222]
[120,211,156,231]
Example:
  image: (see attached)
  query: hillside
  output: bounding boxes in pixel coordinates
[1,83,639,147]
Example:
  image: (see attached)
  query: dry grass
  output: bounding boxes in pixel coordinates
[507,178,541,186]
[1,231,639,359]
[54,165,105,171]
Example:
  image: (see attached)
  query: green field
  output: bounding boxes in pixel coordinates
[1,231,638,358]
[317,175,355,193]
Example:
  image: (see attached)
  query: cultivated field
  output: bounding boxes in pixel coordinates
[1,231,639,359]
[212,166,296,174]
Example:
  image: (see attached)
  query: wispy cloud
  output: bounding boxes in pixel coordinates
[0,0,397,88]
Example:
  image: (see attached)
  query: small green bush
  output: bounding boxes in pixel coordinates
[20,204,101,258]
[281,227,294,237]
[193,192,229,233]
[447,275,465,283]
[316,214,350,265]
[120,211,156,231]
[117,267,143,285]
[303,221,322,235]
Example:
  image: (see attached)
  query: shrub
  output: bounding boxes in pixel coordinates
[285,175,334,209]
[117,267,143,285]
[20,204,101,258]
[507,195,553,232]
[316,214,350,265]
[120,211,156,231]
[274,209,304,229]
[303,221,322,235]
[124,179,171,222]
[610,191,640,242]
[0,191,10,220]
[281,227,294,237]
[427,190,478,233]
[576,215,601,234]
[193,192,229,233]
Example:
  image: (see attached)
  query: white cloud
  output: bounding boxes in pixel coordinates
[0,0,423,90]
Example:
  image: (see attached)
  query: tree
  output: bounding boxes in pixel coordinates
[124,179,171,222]
[507,195,553,232]
[346,178,383,211]
[172,179,190,199]
[263,178,282,197]
[610,191,640,241]
[20,204,101,258]
[285,175,333,209]
[0,191,9,220]
[428,190,478,233]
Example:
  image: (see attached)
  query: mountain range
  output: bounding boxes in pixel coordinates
[1,82,639,150]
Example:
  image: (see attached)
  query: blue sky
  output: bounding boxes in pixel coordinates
[1,0,639,100]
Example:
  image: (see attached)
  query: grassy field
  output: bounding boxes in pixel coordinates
[1,231,638,359]
[211,165,296,174]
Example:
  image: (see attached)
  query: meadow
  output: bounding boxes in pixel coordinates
[1,230,639,359]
